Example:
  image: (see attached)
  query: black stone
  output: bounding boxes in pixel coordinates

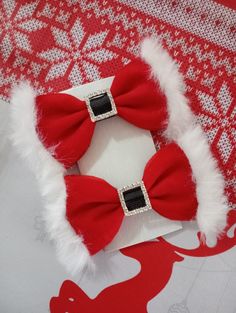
[89,92,112,117]
[123,186,146,211]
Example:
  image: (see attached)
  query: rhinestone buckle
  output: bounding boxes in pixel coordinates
[85,89,117,122]
[118,181,152,216]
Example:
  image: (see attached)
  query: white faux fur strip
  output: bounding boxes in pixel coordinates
[177,125,229,242]
[141,37,194,140]
[141,37,229,241]
[0,99,10,170]
[10,82,92,275]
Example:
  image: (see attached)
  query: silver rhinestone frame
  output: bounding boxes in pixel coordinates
[118,181,152,216]
[85,89,117,122]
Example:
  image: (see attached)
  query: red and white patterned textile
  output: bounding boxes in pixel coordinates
[0,1,235,312]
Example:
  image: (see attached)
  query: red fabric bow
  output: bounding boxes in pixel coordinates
[36,59,167,168]
[65,143,198,255]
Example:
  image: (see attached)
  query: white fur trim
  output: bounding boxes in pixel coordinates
[141,37,229,241]
[10,82,92,275]
[0,99,10,170]
[177,125,229,242]
[141,37,194,140]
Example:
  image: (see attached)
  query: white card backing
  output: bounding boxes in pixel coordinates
[63,77,182,251]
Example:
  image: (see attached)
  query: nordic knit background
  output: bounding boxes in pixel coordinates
[0,1,235,312]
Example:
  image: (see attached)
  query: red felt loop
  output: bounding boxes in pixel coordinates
[143,143,198,221]
[65,175,123,255]
[36,94,95,169]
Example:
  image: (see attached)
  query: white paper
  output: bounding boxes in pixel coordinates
[63,78,182,251]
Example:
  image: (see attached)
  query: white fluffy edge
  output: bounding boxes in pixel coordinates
[10,82,93,275]
[141,36,229,242]
[0,100,9,166]
[177,125,229,244]
[9,37,229,274]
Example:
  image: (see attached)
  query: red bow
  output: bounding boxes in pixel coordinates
[65,143,198,255]
[36,59,167,168]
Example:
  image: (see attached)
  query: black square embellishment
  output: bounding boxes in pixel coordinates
[118,181,152,216]
[85,89,117,122]
[89,93,112,117]
[123,186,146,212]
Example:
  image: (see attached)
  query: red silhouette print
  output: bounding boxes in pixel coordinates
[50,211,235,313]
[50,240,183,313]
